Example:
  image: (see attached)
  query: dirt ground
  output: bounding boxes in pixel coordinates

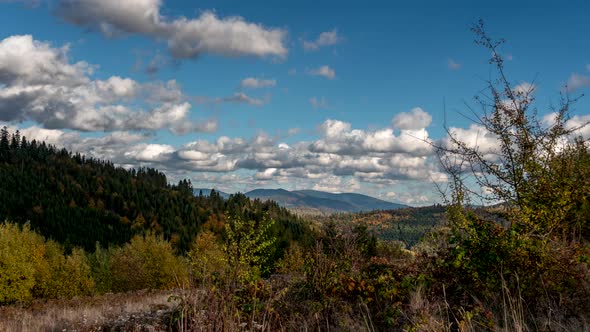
[0,289,179,332]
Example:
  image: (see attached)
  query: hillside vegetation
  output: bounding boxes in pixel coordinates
[311,205,446,247]
[0,126,312,255]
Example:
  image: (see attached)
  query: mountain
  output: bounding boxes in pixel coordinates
[244,188,407,214]
[193,188,231,199]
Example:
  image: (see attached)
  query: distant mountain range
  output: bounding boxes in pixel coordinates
[194,188,408,213]
[193,188,231,199]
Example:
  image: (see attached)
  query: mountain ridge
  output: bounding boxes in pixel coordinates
[194,188,408,213]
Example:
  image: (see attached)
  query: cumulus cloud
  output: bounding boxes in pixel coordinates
[0,35,209,134]
[566,73,590,91]
[442,123,500,162]
[255,167,278,180]
[392,107,432,130]
[307,65,335,80]
[4,104,448,203]
[565,114,590,139]
[154,113,440,185]
[543,112,590,141]
[56,0,287,59]
[303,29,341,51]
[310,119,433,157]
[124,143,175,162]
[240,77,276,89]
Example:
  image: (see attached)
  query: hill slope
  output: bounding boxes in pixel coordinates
[310,205,446,247]
[0,129,312,253]
[244,188,407,213]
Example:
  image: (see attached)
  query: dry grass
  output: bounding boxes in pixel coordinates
[0,289,179,332]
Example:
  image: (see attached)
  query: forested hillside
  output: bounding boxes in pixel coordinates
[0,127,312,254]
[311,205,446,247]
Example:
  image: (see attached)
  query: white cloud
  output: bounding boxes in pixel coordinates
[4,104,449,203]
[546,113,590,141]
[125,143,175,162]
[566,73,590,91]
[56,1,287,59]
[303,29,341,51]
[240,77,276,89]
[307,65,335,80]
[0,35,210,134]
[255,167,278,180]
[96,76,139,99]
[443,124,500,160]
[0,34,90,86]
[565,114,590,139]
[312,176,359,193]
[218,92,267,106]
[392,107,432,130]
[311,118,433,157]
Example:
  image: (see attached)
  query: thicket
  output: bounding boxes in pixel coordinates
[421,20,590,330]
[0,222,94,303]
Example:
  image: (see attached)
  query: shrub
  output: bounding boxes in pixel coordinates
[34,243,95,299]
[188,231,227,284]
[110,233,188,292]
[224,213,276,282]
[87,243,113,294]
[0,222,46,303]
[0,222,95,303]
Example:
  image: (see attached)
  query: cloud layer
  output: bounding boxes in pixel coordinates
[56,0,287,59]
[3,105,449,203]
[0,35,213,134]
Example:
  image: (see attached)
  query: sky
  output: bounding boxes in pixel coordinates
[1,0,589,206]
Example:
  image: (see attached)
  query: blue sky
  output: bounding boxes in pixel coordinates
[1,0,589,205]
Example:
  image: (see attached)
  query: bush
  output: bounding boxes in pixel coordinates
[87,243,113,294]
[110,233,188,292]
[0,222,46,303]
[188,231,227,284]
[224,213,276,282]
[0,222,95,303]
[34,243,95,299]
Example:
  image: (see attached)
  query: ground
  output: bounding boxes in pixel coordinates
[0,290,178,332]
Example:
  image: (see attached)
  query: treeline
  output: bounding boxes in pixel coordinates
[0,127,312,255]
